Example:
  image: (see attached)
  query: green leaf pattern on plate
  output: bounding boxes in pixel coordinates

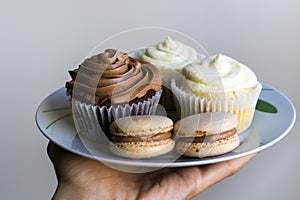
[255,88,278,114]
[43,107,72,129]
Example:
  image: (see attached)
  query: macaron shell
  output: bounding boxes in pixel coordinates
[174,112,238,137]
[176,134,240,157]
[109,139,175,159]
[110,115,173,137]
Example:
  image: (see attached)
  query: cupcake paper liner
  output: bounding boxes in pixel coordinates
[171,79,262,133]
[72,89,162,141]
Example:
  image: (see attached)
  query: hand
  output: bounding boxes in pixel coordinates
[47,142,256,200]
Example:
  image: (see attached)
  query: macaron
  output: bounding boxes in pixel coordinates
[109,115,175,159]
[174,112,240,157]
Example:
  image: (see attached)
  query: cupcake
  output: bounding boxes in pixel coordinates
[66,49,162,141]
[171,54,262,133]
[140,37,199,72]
[139,37,199,110]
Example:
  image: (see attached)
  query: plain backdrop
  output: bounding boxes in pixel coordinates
[1,0,299,199]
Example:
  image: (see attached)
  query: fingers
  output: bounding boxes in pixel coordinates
[47,142,60,163]
[47,142,73,165]
[188,153,257,198]
[47,142,70,180]
[202,154,257,190]
[47,142,87,181]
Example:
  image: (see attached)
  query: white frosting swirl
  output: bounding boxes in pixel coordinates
[141,37,198,71]
[182,54,258,97]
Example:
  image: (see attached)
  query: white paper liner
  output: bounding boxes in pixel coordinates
[72,89,162,141]
[171,80,262,133]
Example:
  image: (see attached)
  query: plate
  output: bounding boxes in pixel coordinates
[35,83,296,168]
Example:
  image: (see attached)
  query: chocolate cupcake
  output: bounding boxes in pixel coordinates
[66,49,162,141]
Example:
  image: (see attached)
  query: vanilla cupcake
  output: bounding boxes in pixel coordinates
[139,37,199,110]
[66,49,162,140]
[140,37,199,73]
[171,54,262,133]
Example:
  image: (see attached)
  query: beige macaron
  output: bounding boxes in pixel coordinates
[174,112,240,157]
[109,115,175,159]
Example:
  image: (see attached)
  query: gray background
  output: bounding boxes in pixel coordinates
[1,0,299,199]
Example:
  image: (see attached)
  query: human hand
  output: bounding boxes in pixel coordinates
[47,142,256,200]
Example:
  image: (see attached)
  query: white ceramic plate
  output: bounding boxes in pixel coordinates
[36,83,296,168]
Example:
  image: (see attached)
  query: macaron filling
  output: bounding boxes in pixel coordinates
[111,132,172,142]
[177,128,237,143]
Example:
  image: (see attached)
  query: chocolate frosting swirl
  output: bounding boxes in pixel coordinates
[66,49,161,106]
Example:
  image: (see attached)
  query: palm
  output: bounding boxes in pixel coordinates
[48,142,256,200]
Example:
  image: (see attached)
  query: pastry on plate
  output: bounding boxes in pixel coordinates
[171,54,262,133]
[174,112,240,157]
[65,49,162,140]
[109,115,175,159]
[138,37,199,110]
